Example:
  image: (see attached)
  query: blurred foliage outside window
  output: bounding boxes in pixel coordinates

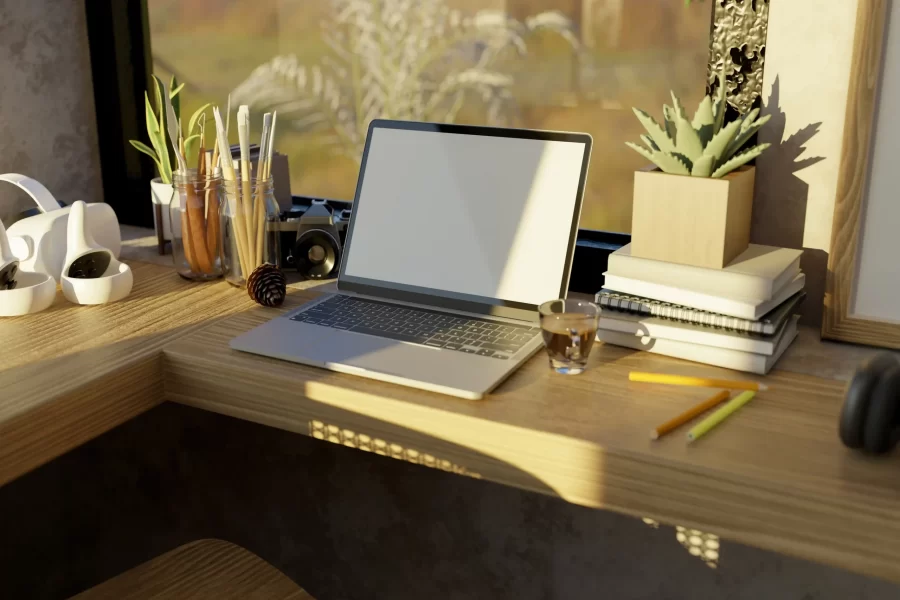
[148,0,711,233]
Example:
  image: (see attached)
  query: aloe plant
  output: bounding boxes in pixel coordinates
[129,75,211,184]
[625,77,771,179]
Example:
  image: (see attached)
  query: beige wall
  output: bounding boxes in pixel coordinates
[0,0,102,224]
[752,0,860,324]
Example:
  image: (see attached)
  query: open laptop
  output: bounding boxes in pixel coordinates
[231,119,592,399]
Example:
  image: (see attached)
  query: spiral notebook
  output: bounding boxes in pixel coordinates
[595,290,805,335]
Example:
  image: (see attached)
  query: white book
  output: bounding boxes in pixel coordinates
[598,309,794,355]
[602,272,806,321]
[607,244,802,302]
[596,315,800,375]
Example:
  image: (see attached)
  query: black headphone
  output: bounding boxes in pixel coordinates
[839,352,900,454]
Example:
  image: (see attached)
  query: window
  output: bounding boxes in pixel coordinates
[147,0,711,233]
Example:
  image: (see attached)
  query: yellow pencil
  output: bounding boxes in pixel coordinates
[629,371,768,392]
[686,391,756,442]
[650,390,730,440]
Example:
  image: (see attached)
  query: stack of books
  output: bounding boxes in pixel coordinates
[595,244,805,374]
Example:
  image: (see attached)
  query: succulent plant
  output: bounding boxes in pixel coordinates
[625,77,771,179]
[129,75,211,184]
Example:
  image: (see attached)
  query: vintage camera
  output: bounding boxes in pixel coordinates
[275,199,351,280]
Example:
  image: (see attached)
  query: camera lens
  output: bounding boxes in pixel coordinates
[308,245,327,264]
[294,230,341,279]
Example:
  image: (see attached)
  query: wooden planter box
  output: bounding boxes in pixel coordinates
[630,166,756,269]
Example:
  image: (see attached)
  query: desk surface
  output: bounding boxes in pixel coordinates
[3,249,900,584]
[0,261,254,486]
[163,290,900,584]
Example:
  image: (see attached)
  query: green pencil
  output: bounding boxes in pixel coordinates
[686,391,756,442]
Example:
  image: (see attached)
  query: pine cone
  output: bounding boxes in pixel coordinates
[247,263,286,307]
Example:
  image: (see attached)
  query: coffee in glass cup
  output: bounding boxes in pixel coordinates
[538,299,601,375]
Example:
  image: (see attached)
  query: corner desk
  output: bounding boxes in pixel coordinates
[2,252,900,586]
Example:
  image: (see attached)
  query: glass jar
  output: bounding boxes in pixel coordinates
[221,176,280,287]
[171,169,226,280]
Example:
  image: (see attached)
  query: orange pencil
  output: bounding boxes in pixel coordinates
[651,390,730,440]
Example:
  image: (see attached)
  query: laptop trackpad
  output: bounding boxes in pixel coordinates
[230,317,504,390]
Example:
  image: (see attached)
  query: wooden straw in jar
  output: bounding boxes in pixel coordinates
[180,185,200,274]
[204,147,220,259]
[186,130,213,274]
[213,107,251,278]
[237,106,255,270]
[253,112,273,268]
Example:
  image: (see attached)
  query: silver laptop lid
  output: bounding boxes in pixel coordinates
[338,120,592,320]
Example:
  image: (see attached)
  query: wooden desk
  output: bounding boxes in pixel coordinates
[3,253,900,584]
[0,261,254,487]
[163,291,900,584]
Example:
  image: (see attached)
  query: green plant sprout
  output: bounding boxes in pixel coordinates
[130,75,211,184]
[625,75,771,178]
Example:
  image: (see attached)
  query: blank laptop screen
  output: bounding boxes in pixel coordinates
[342,125,588,307]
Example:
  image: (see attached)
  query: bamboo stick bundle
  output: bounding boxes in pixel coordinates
[205,147,221,260]
[213,107,251,278]
[208,98,228,260]
[237,106,255,269]
[253,112,273,268]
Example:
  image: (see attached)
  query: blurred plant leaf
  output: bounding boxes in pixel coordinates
[129,139,164,178]
[170,74,182,123]
[144,91,172,183]
[183,133,201,167]
[231,1,579,161]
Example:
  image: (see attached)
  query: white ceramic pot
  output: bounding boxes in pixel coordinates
[2,173,121,282]
[0,271,57,316]
[150,178,176,240]
[62,261,133,305]
[60,201,134,305]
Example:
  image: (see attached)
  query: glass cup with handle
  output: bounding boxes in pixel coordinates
[538,299,601,375]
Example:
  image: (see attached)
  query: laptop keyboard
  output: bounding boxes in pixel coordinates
[289,295,539,359]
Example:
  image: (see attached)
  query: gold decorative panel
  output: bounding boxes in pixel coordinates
[707,0,770,114]
[309,420,482,479]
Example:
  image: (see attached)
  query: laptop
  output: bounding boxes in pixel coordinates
[231,119,592,399]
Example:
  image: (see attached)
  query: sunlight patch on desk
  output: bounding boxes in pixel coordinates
[302,380,607,508]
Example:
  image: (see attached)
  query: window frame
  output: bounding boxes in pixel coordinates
[84,0,157,228]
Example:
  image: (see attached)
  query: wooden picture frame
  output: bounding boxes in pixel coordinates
[822,0,900,348]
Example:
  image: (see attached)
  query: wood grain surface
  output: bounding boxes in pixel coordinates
[163,290,900,583]
[823,0,900,347]
[7,238,900,583]
[631,167,755,269]
[0,261,254,487]
[71,539,313,599]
